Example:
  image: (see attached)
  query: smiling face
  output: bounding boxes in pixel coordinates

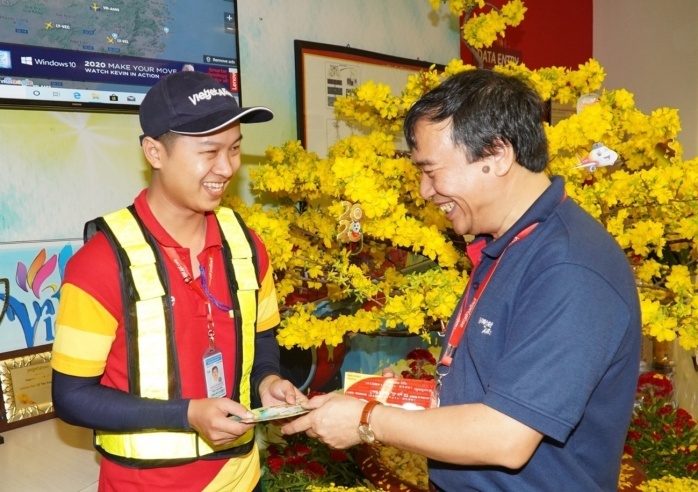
[144,123,243,217]
[412,118,499,237]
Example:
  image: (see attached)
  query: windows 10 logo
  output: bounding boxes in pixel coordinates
[0,51,11,69]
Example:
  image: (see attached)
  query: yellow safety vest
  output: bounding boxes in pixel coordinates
[85,206,259,467]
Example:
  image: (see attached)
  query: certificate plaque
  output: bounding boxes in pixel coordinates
[0,345,55,431]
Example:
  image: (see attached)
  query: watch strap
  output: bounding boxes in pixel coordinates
[360,400,382,426]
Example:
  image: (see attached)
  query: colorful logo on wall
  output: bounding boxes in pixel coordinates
[0,241,79,351]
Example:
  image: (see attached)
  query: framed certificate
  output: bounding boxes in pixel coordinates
[294,40,443,158]
[0,345,54,431]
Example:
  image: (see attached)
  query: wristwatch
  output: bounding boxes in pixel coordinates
[357,400,382,445]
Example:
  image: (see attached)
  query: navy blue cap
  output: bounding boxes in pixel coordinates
[139,71,273,142]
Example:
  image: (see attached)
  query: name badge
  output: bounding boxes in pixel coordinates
[202,347,227,398]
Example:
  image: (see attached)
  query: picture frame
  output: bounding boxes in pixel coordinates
[294,40,444,157]
[0,345,54,432]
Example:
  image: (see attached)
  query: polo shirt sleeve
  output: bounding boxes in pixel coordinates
[52,234,120,377]
[482,263,632,443]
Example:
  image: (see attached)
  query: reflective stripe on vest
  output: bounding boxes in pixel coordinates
[94,207,258,461]
[215,207,258,406]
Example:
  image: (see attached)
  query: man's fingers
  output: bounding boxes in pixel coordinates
[280,413,312,435]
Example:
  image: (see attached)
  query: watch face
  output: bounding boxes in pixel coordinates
[358,424,375,444]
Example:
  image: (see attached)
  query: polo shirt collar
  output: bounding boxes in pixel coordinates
[475,175,564,262]
[132,189,223,250]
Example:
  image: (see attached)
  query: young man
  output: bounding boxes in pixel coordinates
[283,69,641,491]
[52,71,304,491]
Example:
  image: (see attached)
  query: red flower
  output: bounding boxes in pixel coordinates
[406,348,436,365]
[305,460,327,478]
[625,372,698,481]
[266,444,281,456]
[266,455,285,474]
[627,431,642,441]
[658,404,674,416]
[637,372,673,398]
[675,408,696,429]
[292,443,312,456]
[285,455,308,469]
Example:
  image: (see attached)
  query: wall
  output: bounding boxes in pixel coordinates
[593,0,698,158]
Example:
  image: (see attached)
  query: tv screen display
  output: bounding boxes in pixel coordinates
[0,0,241,113]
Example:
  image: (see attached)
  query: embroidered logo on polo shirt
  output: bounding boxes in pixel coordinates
[478,317,493,335]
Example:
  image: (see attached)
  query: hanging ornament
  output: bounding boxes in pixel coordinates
[337,201,364,251]
[573,142,618,172]
[576,93,600,114]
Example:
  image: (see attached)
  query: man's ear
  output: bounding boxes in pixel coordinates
[491,139,515,177]
[142,137,164,169]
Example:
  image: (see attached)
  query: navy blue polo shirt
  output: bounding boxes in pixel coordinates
[429,176,641,492]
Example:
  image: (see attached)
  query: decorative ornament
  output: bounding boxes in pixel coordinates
[576,93,600,114]
[337,200,364,245]
[573,142,619,172]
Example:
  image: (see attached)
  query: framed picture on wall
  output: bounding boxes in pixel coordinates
[0,345,54,432]
[294,40,444,158]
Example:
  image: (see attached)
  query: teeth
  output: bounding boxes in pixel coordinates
[204,182,224,191]
[440,203,454,213]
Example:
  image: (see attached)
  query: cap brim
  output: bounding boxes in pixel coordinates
[172,106,274,136]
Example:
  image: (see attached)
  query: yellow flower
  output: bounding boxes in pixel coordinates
[635,259,662,284]
[638,476,698,492]
[665,265,694,298]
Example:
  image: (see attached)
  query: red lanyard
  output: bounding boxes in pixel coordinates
[162,247,218,343]
[438,222,539,368]
[163,247,214,302]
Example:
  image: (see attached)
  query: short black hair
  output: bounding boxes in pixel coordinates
[404,69,549,172]
[154,131,181,153]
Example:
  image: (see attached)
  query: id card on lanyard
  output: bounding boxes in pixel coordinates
[163,246,234,398]
[203,342,227,398]
[434,222,539,406]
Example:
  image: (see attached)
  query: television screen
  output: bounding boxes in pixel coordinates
[0,0,241,113]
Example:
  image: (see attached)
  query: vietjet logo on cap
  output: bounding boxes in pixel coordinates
[188,87,233,106]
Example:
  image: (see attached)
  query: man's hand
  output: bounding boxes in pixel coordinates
[258,375,307,408]
[280,393,366,449]
[187,398,255,447]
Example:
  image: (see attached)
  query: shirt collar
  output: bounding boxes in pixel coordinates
[133,189,223,251]
[470,175,565,262]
